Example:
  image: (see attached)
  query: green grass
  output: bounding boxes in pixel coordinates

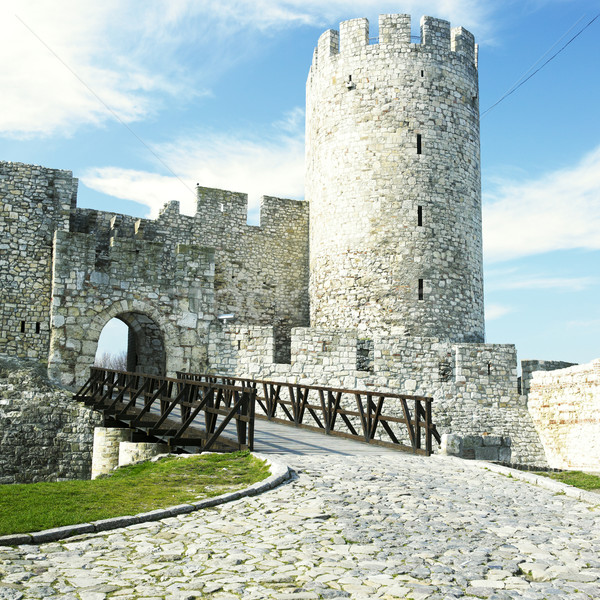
[535,470,600,491]
[0,451,270,536]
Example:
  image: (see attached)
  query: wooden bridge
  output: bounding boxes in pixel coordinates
[74,368,441,456]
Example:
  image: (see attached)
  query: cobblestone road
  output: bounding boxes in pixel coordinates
[1,453,599,600]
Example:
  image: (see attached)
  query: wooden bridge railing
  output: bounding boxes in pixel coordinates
[74,368,256,452]
[177,372,441,456]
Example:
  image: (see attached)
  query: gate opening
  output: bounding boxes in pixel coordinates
[94,312,166,376]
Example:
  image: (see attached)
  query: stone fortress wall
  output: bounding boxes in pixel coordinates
[208,325,547,465]
[0,354,103,484]
[0,163,76,361]
[528,360,600,470]
[0,13,589,472]
[306,15,484,342]
[0,161,309,387]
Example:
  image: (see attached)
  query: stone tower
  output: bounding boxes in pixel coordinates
[306,14,484,342]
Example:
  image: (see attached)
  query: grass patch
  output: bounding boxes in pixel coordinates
[0,451,269,536]
[535,470,600,491]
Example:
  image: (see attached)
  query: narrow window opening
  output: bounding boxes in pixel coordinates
[417,205,423,226]
[35,322,41,334]
[418,279,424,301]
[20,320,25,333]
[420,69,424,77]
[237,340,241,350]
[416,134,422,154]
[487,362,492,375]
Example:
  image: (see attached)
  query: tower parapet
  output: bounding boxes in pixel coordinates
[306,14,484,342]
[311,15,477,71]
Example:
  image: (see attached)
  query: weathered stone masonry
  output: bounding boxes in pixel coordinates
[0,163,75,361]
[0,355,102,484]
[0,162,309,387]
[528,360,600,471]
[307,15,483,341]
[0,13,585,470]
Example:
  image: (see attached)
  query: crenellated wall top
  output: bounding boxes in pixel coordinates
[310,14,477,73]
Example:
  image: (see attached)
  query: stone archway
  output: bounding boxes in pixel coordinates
[118,312,166,375]
[97,312,166,376]
[49,299,186,387]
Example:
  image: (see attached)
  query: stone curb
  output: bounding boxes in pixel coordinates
[0,453,291,547]
[438,455,600,506]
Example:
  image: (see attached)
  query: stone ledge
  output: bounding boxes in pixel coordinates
[438,455,600,506]
[0,453,291,547]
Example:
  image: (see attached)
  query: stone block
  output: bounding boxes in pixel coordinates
[498,446,512,462]
[31,523,95,543]
[440,433,462,456]
[462,435,483,449]
[475,446,499,461]
[482,435,502,447]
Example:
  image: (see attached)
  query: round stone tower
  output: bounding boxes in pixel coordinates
[306,14,484,342]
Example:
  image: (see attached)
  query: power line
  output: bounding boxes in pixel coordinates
[482,12,600,118]
[14,14,196,199]
[487,14,585,109]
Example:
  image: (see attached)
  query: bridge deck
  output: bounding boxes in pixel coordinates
[251,418,400,455]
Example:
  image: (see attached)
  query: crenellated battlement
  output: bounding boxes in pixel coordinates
[194,185,308,231]
[310,14,477,73]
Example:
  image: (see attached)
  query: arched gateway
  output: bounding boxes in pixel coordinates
[49,299,189,386]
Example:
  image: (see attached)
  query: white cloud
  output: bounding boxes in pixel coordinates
[0,0,503,138]
[0,1,201,138]
[483,145,600,263]
[81,168,196,218]
[219,0,496,34]
[486,276,596,292]
[81,114,305,219]
[567,318,600,328]
[485,304,513,321]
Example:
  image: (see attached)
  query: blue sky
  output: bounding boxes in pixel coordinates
[1,0,598,366]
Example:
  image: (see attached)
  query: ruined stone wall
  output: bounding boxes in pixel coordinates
[306,15,484,341]
[528,360,600,470]
[520,359,577,396]
[207,327,547,465]
[0,355,102,483]
[0,162,76,361]
[48,188,308,385]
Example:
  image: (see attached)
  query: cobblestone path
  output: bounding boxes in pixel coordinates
[1,453,599,600]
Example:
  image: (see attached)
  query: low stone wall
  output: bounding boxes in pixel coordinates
[208,326,548,466]
[0,354,102,483]
[441,433,512,461]
[528,359,600,470]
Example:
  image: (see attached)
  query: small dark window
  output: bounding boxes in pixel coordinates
[35,322,41,334]
[416,134,422,154]
[420,69,424,77]
[417,205,423,226]
[237,340,241,350]
[20,321,26,333]
[418,279,424,301]
[487,362,492,375]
